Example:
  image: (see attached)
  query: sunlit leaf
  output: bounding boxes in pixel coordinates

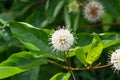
[50,72,71,80]
[0,51,47,70]
[86,33,103,65]
[0,67,25,79]
[75,47,88,66]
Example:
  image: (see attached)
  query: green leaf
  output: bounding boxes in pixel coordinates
[101,0,120,16]
[9,22,64,61]
[102,13,114,31]
[76,33,93,47]
[75,47,88,66]
[76,33,120,49]
[73,13,80,32]
[86,33,103,65]
[0,51,47,70]
[26,11,46,27]
[64,7,71,29]
[39,64,63,80]
[11,66,39,80]
[0,67,25,79]
[45,0,64,22]
[67,49,76,57]
[100,33,120,48]
[53,0,64,18]
[9,22,50,53]
[50,72,71,80]
[0,12,14,24]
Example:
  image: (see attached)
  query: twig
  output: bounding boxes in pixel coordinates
[47,60,67,69]
[93,63,113,69]
[66,53,76,80]
[48,59,113,71]
[80,23,120,28]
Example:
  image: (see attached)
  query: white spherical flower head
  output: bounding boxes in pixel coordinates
[83,1,104,23]
[51,29,74,51]
[110,49,120,71]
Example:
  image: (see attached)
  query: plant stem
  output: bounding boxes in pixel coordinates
[66,52,76,80]
[80,23,120,28]
[48,59,113,71]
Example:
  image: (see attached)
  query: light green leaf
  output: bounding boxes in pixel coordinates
[64,7,71,29]
[0,67,25,79]
[73,13,79,32]
[75,47,88,66]
[50,72,71,80]
[0,51,47,70]
[86,33,103,65]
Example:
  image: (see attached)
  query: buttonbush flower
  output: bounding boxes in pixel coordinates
[110,49,120,72]
[51,28,74,51]
[83,1,104,22]
[68,0,79,13]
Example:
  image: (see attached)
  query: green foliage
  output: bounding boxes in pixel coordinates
[50,72,71,80]
[11,66,40,80]
[9,22,64,61]
[86,33,103,65]
[0,51,47,70]
[0,0,120,80]
[75,47,88,66]
[0,67,25,79]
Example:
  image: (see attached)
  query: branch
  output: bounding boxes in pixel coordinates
[47,59,113,71]
[80,23,120,28]
[66,53,76,80]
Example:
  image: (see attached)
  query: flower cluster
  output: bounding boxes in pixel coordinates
[110,49,120,72]
[51,28,74,51]
[83,1,104,23]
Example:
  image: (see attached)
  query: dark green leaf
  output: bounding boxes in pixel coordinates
[101,0,120,16]
[102,13,114,31]
[100,33,120,48]
[76,33,93,47]
[0,12,14,24]
[45,0,64,22]
[26,11,46,27]
[11,66,39,80]
[9,22,64,61]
